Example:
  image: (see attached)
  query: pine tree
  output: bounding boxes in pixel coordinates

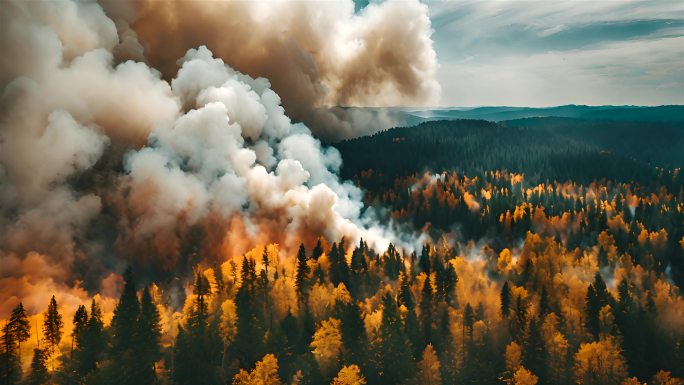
[351,239,368,274]
[585,284,600,339]
[25,349,48,385]
[463,303,475,338]
[333,300,368,371]
[523,317,546,384]
[295,243,310,300]
[77,299,105,376]
[377,292,415,384]
[312,238,324,261]
[443,263,458,305]
[42,295,63,356]
[1,303,31,385]
[420,276,434,347]
[72,305,88,350]
[1,320,20,385]
[8,303,30,354]
[111,268,140,353]
[398,273,415,311]
[134,287,162,384]
[501,282,511,319]
[173,271,224,385]
[419,244,431,275]
[213,262,226,296]
[110,268,141,384]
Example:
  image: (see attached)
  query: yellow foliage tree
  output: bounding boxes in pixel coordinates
[573,338,627,385]
[513,366,539,385]
[331,365,367,385]
[232,353,282,385]
[310,317,343,375]
[417,344,442,385]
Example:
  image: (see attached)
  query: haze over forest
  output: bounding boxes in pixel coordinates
[0,1,682,385]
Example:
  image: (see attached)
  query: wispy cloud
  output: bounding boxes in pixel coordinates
[428,0,684,106]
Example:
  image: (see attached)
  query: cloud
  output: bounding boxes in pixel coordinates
[429,0,684,106]
[438,35,684,106]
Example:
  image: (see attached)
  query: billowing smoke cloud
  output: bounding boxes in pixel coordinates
[100,0,440,140]
[0,0,411,317]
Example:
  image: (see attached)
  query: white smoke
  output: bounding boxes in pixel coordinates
[0,0,409,303]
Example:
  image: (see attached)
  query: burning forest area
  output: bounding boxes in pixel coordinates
[1,1,683,385]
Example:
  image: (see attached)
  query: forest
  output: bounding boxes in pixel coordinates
[2,117,683,385]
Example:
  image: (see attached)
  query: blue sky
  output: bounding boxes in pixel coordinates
[425,0,684,106]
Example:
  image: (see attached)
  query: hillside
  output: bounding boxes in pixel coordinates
[335,117,684,188]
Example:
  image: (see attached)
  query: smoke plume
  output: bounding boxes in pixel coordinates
[101,0,440,140]
[0,0,427,317]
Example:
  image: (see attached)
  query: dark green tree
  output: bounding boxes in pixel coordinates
[25,349,48,385]
[500,281,511,318]
[295,243,310,300]
[377,293,415,384]
[42,295,63,357]
[133,287,162,384]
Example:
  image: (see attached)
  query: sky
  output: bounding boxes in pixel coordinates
[425,0,684,107]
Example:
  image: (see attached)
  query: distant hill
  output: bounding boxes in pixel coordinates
[370,105,684,129]
[335,117,684,188]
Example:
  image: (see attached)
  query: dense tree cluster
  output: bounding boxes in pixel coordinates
[354,170,684,288]
[2,117,682,384]
[3,230,682,384]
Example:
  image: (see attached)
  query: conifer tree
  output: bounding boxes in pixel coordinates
[1,321,20,385]
[377,292,415,384]
[77,299,105,376]
[417,344,442,385]
[312,238,324,261]
[419,244,431,275]
[173,270,224,385]
[42,295,63,357]
[501,282,511,318]
[295,243,310,300]
[72,305,88,350]
[25,349,48,385]
[8,303,30,355]
[420,277,434,347]
[134,287,162,384]
[111,268,140,354]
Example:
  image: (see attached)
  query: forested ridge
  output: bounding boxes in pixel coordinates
[2,118,683,385]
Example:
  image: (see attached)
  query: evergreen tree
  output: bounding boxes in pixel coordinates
[420,277,434,347]
[351,239,368,274]
[173,271,224,385]
[1,321,20,385]
[8,303,30,354]
[501,281,511,318]
[523,317,546,384]
[25,349,48,385]
[419,244,431,275]
[463,304,475,339]
[295,243,310,300]
[585,273,611,340]
[42,295,63,356]
[133,287,162,384]
[1,303,31,385]
[109,268,141,384]
[312,238,324,261]
[111,268,140,354]
[443,263,458,305]
[72,305,88,350]
[71,299,106,380]
[377,293,415,384]
[213,262,226,296]
[397,273,415,311]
